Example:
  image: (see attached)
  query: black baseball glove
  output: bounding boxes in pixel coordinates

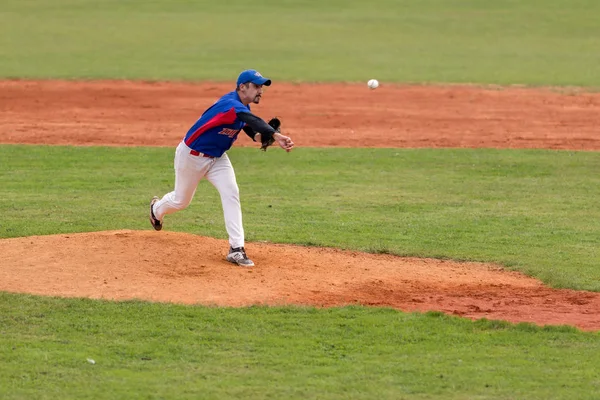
[260,117,281,151]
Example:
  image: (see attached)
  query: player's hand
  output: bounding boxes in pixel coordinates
[274,133,294,152]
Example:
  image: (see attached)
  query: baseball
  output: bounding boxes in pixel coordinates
[367,79,379,89]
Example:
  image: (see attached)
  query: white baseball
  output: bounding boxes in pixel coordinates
[367,79,379,89]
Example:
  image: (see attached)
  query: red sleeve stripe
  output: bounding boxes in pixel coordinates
[185,107,238,145]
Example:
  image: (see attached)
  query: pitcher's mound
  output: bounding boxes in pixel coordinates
[1,230,599,331]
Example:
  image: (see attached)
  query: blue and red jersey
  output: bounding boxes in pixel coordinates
[183,91,250,157]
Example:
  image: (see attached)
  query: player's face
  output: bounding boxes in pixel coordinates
[241,82,264,104]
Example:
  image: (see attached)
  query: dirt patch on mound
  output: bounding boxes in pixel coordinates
[1,80,599,331]
[1,230,599,331]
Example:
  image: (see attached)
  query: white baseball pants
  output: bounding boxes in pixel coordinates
[152,141,245,249]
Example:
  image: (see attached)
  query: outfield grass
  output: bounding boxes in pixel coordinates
[1,292,598,400]
[1,0,599,86]
[1,145,599,292]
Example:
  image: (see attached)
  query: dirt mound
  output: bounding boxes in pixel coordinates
[1,80,600,331]
[1,230,599,331]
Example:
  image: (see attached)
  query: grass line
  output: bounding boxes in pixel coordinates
[1,0,599,85]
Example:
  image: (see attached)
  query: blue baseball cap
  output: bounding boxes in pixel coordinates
[236,69,272,87]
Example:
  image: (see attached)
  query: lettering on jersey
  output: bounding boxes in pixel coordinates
[218,128,240,138]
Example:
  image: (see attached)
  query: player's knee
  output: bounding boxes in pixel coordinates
[220,185,240,203]
[228,186,240,200]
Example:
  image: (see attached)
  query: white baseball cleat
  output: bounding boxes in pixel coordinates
[226,247,254,267]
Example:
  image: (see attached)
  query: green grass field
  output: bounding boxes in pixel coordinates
[1,0,600,399]
[1,0,600,85]
[1,294,598,400]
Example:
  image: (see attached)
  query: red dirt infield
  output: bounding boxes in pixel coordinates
[1,80,599,331]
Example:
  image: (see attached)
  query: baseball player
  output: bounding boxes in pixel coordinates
[149,69,294,267]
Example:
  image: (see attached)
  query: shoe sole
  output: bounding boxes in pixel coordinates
[149,197,162,231]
